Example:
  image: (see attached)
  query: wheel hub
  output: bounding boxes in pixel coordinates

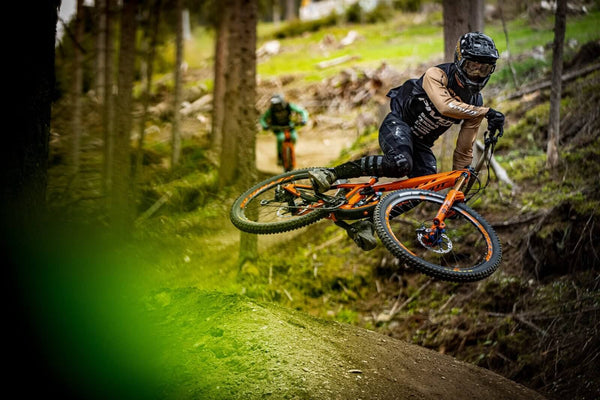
[416,227,453,254]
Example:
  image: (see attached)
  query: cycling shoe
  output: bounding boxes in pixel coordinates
[347,220,377,251]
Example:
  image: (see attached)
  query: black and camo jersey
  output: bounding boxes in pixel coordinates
[386,62,490,169]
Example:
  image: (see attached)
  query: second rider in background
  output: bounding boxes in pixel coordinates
[260,94,309,166]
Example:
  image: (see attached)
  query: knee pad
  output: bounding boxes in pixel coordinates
[360,156,386,176]
[386,153,412,177]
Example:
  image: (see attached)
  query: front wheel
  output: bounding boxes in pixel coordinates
[230,168,327,234]
[374,189,502,282]
[282,141,295,172]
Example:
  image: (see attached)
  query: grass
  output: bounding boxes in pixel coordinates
[256,11,446,81]
[176,8,600,89]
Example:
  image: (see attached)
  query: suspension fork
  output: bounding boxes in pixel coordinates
[423,171,468,245]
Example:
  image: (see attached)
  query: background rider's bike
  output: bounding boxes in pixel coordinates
[271,125,297,172]
[231,130,503,283]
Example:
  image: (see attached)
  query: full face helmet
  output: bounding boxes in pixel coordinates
[270,94,287,111]
[454,32,499,93]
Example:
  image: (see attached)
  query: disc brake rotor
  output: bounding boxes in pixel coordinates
[416,229,453,254]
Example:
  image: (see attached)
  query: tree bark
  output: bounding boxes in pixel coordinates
[211,4,230,157]
[285,0,296,21]
[219,0,258,188]
[440,0,485,172]
[218,0,259,264]
[71,0,85,175]
[102,0,116,196]
[1,1,57,228]
[470,0,484,33]
[110,0,138,234]
[546,0,567,169]
[134,0,162,184]
[442,0,484,62]
[172,0,184,168]
[273,0,281,24]
[95,0,106,100]
[4,3,58,395]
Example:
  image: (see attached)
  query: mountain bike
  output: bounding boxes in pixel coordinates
[282,127,296,172]
[270,125,298,172]
[231,130,503,282]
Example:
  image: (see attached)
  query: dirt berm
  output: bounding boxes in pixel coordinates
[149,289,547,400]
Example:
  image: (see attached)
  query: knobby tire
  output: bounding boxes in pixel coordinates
[230,168,327,234]
[282,143,294,172]
[374,189,502,282]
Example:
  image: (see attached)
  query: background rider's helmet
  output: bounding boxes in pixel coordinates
[270,94,287,111]
[454,32,499,93]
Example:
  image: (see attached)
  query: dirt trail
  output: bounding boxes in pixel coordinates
[148,289,548,400]
[256,125,357,174]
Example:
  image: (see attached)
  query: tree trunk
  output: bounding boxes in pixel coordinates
[442,0,484,62]
[218,0,259,264]
[102,0,116,196]
[4,4,61,395]
[71,0,85,176]
[546,0,567,169]
[134,0,162,184]
[171,0,184,168]
[110,0,138,235]
[273,0,281,24]
[285,0,296,21]
[440,0,485,171]
[1,1,57,228]
[211,5,230,157]
[95,0,106,100]
[470,0,484,33]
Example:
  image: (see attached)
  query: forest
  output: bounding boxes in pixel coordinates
[2,0,600,399]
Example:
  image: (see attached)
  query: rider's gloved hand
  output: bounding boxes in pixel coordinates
[485,108,505,137]
[262,125,269,131]
[299,120,307,126]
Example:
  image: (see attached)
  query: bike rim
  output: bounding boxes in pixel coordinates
[238,173,322,225]
[383,196,496,271]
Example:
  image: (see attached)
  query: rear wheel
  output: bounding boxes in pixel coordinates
[230,168,327,234]
[374,189,502,282]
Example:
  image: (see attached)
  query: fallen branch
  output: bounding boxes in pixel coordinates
[316,55,360,69]
[499,62,600,101]
[376,279,432,322]
[474,140,517,188]
[487,311,547,337]
[490,211,546,228]
[135,191,172,226]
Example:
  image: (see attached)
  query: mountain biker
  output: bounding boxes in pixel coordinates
[308,32,506,251]
[260,94,309,166]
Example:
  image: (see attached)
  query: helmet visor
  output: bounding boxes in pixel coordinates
[462,60,495,81]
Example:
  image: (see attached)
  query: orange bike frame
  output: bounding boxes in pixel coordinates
[282,168,471,222]
[335,169,469,209]
[281,129,296,171]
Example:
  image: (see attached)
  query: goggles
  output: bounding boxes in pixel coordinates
[462,60,495,80]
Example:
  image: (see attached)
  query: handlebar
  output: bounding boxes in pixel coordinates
[266,122,306,131]
[485,128,502,146]
[268,125,293,130]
